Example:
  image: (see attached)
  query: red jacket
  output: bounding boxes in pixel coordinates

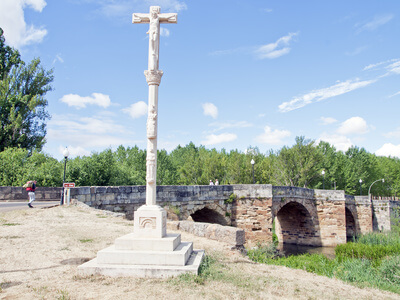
[26,183,36,192]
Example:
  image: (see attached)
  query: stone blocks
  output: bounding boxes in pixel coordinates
[78,204,204,278]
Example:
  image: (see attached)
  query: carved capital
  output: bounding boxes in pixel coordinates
[144,70,163,85]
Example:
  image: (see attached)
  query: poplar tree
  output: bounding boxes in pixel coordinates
[0,28,54,152]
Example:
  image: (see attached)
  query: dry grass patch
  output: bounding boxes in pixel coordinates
[0,204,399,299]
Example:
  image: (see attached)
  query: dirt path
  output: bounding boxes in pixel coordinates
[1,203,398,299]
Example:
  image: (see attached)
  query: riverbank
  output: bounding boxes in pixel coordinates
[1,204,398,299]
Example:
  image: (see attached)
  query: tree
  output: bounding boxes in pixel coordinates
[273,136,323,188]
[342,146,377,195]
[0,147,28,186]
[0,28,53,152]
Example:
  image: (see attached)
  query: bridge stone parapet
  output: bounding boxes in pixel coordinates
[69,185,234,223]
[0,186,62,201]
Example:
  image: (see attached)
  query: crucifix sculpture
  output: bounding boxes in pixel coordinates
[77,7,203,276]
[133,6,177,207]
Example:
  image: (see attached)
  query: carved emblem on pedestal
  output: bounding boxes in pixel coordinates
[139,217,156,229]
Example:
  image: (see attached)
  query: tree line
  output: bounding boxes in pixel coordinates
[0,136,399,197]
[0,28,398,196]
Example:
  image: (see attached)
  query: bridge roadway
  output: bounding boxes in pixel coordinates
[0,201,59,213]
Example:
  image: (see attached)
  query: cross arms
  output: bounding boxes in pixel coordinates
[132,13,177,24]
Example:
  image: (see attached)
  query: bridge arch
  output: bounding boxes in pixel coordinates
[345,207,359,241]
[273,200,321,246]
[184,204,230,226]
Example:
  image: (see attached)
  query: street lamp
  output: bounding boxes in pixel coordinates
[61,147,69,205]
[359,179,362,195]
[251,159,255,184]
[368,178,384,201]
[321,170,325,189]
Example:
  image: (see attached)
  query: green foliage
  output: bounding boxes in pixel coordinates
[272,136,323,188]
[0,147,28,185]
[0,28,53,152]
[224,193,237,204]
[248,226,400,295]
[247,242,279,262]
[335,242,400,262]
[1,136,400,193]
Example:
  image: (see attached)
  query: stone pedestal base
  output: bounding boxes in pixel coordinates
[78,205,204,277]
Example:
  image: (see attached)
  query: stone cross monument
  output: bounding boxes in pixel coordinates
[78,7,203,277]
[133,6,176,208]
[132,6,177,239]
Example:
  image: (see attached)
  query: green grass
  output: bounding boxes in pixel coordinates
[2,223,20,226]
[79,239,94,243]
[247,223,400,295]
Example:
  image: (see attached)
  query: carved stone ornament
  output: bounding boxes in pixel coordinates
[139,217,156,229]
[146,161,156,184]
[147,105,157,138]
[144,70,163,85]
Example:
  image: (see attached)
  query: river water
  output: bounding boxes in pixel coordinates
[277,243,336,259]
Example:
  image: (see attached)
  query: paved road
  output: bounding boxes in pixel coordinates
[0,201,60,213]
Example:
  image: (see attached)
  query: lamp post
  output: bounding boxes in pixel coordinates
[251,159,255,184]
[321,170,325,189]
[368,178,384,201]
[359,179,362,195]
[60,147,69,205]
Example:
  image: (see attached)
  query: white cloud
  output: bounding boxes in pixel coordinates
[202,102,218,119]
[96,0,187,18]
[48,114,139,153]
[60,93,112,109]
[375,143,400,158]
[355,14,393,33]
[389,91,400,98]
[255,32,298,60]
[160,27,170,37]
[52,54,64,64]
[0,0,47,48]
[320,117,337,125]
[386,60,400,75]
[278,79,376,112]
[122,101,148,119]
[255,126,291,145]
[144,0,187,12]
[318,134,353,152]
[59,145,91,158]
[337,117,369,135]
[209,121,252,132]
[201,133,237,146]
[384,128,400,139]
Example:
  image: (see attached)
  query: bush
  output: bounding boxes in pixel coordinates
[247,242,279,263]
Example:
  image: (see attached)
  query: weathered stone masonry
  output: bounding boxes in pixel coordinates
[1,184,398,246]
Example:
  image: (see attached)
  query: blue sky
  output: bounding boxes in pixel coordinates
[1,0,400,159]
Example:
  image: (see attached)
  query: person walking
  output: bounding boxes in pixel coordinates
[209,180,214,185]
[215,179,219,185]
[23,181,37,208]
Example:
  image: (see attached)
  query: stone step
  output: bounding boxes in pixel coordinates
[78,249,205,278]
[97,242,193,266]
[114,233,181,251]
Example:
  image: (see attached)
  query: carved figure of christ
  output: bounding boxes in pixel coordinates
[133,6,177,71]
[132,6,177,206]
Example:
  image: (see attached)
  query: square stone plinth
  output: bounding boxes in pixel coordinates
[134,205,167,238]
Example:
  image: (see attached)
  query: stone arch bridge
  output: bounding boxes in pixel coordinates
[67,184,399,247]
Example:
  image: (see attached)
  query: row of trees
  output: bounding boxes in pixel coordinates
[0,28,398,197]
[1,137,399,196]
